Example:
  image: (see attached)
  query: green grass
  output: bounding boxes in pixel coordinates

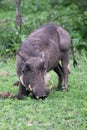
[0,55,87,130]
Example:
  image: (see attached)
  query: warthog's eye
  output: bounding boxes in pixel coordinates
[22,63,31,73]
[25,63,31,70]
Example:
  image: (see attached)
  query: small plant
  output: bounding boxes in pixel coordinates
[0,54,87,129]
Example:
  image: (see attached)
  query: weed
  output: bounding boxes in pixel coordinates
[0,55,87,130]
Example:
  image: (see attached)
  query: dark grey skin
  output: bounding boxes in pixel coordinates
[16,23,71,99]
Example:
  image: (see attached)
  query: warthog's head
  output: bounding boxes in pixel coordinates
[19,53,51,99]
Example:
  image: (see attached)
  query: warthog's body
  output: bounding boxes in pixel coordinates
[16,23,71,99]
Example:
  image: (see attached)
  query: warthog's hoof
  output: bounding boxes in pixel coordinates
[16,95,23,100]
[62,87,68,92]
[56,86,62,91]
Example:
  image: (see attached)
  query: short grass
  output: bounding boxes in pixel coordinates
[0,55,87,130]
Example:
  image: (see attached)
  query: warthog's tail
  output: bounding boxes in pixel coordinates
[71,40,78,68]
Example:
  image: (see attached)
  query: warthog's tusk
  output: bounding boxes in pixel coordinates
[28,84,32,91]
[19,75,26,86]
[49,81,54,90]
[36,96,39,99]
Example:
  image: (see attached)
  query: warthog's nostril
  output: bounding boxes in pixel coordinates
[36,95,47,100]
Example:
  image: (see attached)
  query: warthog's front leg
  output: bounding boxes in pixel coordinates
[17,82,30,99]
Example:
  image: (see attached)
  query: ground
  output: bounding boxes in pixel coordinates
[0,54,87,130]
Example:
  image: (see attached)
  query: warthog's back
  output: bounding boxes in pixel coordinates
[20,23,71,52]
[16,23,71,75]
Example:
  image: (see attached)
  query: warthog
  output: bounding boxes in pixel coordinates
[16,23,75,99]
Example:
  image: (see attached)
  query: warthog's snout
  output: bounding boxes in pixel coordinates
[28,85,50,99]
[32,87,50,99]
[28,82,53,99]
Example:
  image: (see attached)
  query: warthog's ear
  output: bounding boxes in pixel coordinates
[16,52,25,62]
[39,51,45,60]
[40,51,48,72]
